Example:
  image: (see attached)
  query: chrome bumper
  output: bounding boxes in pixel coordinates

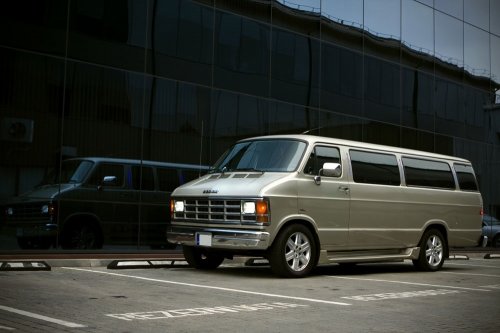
[477,235,488,247]
[167,226,270,250]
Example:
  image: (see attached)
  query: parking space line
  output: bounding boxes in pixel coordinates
[0,305,86,328]
[0,325,15,330]
[445,263,500,269]
[439,272,500,278]
[61,267,351,306]
[328,276,491,292]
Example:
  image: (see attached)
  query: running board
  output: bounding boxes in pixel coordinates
[317,247,420,265]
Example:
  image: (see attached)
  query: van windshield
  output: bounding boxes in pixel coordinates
[210,140,306,173]
[38,160,94,186]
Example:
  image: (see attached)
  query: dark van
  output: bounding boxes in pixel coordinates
[5,158,207,250]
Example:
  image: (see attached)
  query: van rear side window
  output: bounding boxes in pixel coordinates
[350,150,400,186]
[454,164,479,191]
[402,157,455,189]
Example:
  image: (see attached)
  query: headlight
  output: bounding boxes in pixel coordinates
[174,200,185,212]
[6,207,13,216]
[241,202,256,214]
[41,204,56,216]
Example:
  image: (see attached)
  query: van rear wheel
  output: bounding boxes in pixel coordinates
[413,229,446,271]
[268,224,316,278]
[183,246,225,270]
[61,221,103,250]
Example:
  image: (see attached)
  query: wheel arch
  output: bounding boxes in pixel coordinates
[421,223,449,258]
[270,218,321,267]
[60,213,104,246]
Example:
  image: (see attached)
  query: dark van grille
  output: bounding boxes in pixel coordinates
[7,203,45,220]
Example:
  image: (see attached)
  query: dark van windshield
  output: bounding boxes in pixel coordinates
[210,140,306,173]
[38,160,94,186]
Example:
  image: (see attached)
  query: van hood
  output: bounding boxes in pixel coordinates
[11,184,78,201]
[172,172,287,197]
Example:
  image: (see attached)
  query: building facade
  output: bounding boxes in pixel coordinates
[1,0,499,252]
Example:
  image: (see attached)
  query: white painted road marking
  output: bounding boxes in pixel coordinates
[342,289,464,301]
[0,325,15,330]
[479,284,500,289]
[445,262,500,269]
[107,302,308,321]
[439,271,500,278]
[329,276,491,292]
[61,267,351,306]
[0,305,86,328]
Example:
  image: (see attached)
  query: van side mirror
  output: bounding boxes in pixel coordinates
[322,163,341,177]
[98,176,117,191]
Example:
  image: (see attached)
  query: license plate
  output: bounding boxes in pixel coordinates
[196,232,212,246]
[16,228,24,237]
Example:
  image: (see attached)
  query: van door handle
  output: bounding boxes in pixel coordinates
[338,186,349,193]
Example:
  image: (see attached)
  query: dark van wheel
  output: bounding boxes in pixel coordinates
[183,246,225,269]
[413,229,446,271]
[61,221,103,250]
[268,224,317,278]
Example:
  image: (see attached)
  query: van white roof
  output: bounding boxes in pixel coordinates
[239,134,471,163]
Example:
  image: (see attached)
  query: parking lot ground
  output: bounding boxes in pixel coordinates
[0,257,499,333]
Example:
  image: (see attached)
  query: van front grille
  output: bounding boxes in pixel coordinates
[174,198,267,224]
[6,203,45,220]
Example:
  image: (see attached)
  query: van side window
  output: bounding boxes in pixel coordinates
[350,150,400,186]
[132,166,155,191]
[158,168,180,192]
[454,164,479,191]
[402,157,455,189]
[304,146,340,176]
[88,164,124,187]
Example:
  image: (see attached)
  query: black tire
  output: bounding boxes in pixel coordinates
[412,229,446,272]
[492,235,500,249]
[183,246,225,270]
[17,237,52,250]
[61,221,103,250]
[268,224,317,278]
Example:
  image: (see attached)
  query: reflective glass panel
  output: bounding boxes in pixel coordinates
[492,35,500,87]
[216,0,271,23]
[321,0,363,51]
[143,77,211,165]
[435,78,465,137]
[464,87,491,142]
[464,24,491,79]
[68,0,148,72]
[435,133,454,155]
[435,0,463,20]
[148,0,214,86]
[269,101,319,136]
[0,0,68,56]
[401,128,434,153]
[214,11,271,97]
[364,0,400,40]
[363,120,401,147]
[321,43,362,117]
[271,28,320,107]
[402,0,434,72]
[272,0,320,37]
[364,56,401,125]
[416,0,433,6]
[492,0,500,36]
[320,111,363,141]
[402,68,434,131]
[0,50,64,251]
[464,0,489,31]
[435,11,464,69]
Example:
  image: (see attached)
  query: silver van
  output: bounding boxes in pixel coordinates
[167,135,486,278]
[5,157,207,250]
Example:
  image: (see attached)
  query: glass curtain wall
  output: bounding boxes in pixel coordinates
[0,0,499,252]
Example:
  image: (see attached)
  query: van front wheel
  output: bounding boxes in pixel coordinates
[183,246,225,270]
[268,224,316,278]
[413,229,446,271]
